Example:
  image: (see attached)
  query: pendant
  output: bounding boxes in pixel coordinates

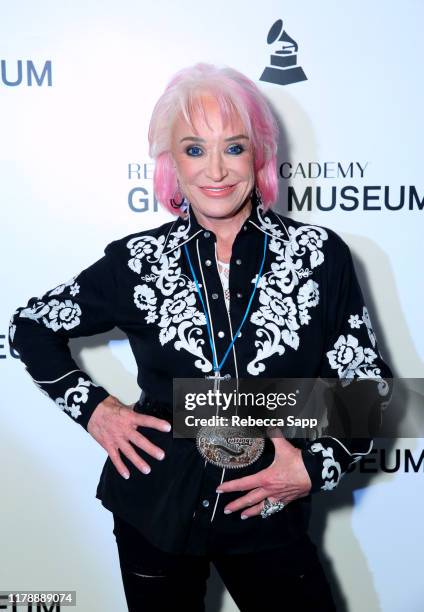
[196,425,265,469]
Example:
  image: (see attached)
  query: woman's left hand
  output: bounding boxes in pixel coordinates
[215,428,312,519]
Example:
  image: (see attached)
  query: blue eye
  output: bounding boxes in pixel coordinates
[227,144,244,155]
[186,146,203,156]
[185,143,245,156]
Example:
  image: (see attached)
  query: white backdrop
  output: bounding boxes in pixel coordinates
[1,1,423,611]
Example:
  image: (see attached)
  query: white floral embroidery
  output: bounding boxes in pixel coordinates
[297,279,319,327]
[167,237,180,250]
[54,376,99,419]
[246,214,328,375]
[145,311,158,324]
[44,300,82,331]
[250,286,300,355]
[48,276,78,296]
[327,302,385,385]
[125,205,328,376]
[326,333,379,380]
[348,314,362,329]
[299,310,311,326]
[348,307,376,347]
[127,226,212,372]
[15,276,83,336]
[309,442,342,490]
[19,299,82,331]
[140,273,159,282]
[251,287,299,329]
[288,226,325,269]
[19,301,50,321]
[127,235,166,274]
[158,289,206,345]
[134,284,157,310]
[70,282,80,296]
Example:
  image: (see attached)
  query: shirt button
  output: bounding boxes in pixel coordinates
[243,225,247,231]
[238,331,242,338]
[218,331,225,338]
[212,293,219,299]
[236,292,243,298]
[205,259,212,267]
[204,231,210,238]
[202,499,210,508]
[236,259,242,265]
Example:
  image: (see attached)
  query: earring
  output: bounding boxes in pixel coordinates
[254,185,264,208]
[170,185,185,210]
[170,186,189,215]
[181,198,189,214]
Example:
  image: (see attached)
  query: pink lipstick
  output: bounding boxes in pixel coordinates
[199,184,237,198]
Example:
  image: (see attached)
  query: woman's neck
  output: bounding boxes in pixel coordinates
[190,199,252,244]
[190,200,252,264]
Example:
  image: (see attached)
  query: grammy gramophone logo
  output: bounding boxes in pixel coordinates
[260,19,307,86]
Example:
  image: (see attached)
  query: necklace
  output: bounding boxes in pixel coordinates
[183,233,268,469]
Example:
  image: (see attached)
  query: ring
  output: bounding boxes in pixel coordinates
[260,497,286,519]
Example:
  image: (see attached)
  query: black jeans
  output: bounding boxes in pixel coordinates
[113,513,337,612]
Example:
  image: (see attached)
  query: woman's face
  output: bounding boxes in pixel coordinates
[170,94,255,221]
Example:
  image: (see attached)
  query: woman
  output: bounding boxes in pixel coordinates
[9,63,392,611]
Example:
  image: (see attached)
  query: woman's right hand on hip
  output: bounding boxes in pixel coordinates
[86,395,171,479]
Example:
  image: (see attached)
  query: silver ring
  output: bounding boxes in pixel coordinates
[260,497,286,519]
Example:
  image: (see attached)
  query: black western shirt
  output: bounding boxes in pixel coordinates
[9,197,393,554]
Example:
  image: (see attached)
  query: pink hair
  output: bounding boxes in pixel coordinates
[148,63,279,216]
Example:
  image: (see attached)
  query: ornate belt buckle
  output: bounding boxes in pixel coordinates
[196,425,265,469]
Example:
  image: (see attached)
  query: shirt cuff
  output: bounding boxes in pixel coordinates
[28,369,111,431]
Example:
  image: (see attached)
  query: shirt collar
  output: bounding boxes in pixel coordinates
[160,191,290,256]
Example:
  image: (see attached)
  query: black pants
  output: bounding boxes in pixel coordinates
[113,513,337,612]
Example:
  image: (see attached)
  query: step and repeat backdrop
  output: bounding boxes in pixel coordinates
[1,2,423,611]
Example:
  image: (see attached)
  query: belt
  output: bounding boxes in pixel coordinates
[134,390,173,420]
